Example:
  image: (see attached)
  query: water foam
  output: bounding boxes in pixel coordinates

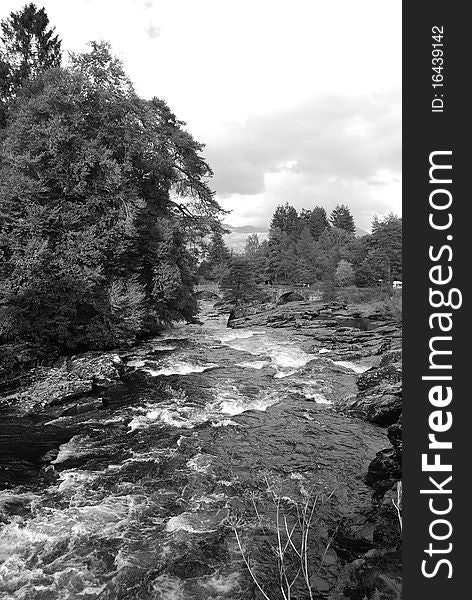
[145,360,217,377]
[52,435,92,464]
[236,360,269,369]
[217,389,278,416]
[165,509,228,534]
[332,360,370,374]
[303,392,332,405]
[202,571,241,594]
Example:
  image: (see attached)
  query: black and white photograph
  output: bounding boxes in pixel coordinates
[0,1,406,598]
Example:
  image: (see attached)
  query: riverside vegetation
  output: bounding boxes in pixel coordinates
[1,5,402,600]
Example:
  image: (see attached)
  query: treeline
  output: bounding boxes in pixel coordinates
[0,4,222,364]
[200,203,402,293]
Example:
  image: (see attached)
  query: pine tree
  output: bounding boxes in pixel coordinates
[296,227,317,283]
[308,206,330,240]
[270,203,299,235]
[221,256,265,306]
[329,204,356,234]
[0,3,62,126]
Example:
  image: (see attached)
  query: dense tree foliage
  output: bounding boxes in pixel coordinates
[0,38,222,356]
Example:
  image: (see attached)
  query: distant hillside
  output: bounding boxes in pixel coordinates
[223,224,269,234]
[224,228,269,253]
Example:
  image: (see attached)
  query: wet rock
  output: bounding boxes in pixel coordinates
[372,486,402,548]
[40,448,59,464]
[69,353,123,390]
[310,573,331,593]
[357,363,401,391]
[379,349,402,367]
[387,418,402,451]
[59,398,104,416]
[337,383,401,427]
[365,448,401,498]
[365,393,402,427]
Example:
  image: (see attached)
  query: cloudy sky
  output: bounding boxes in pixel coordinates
[2,0,401,230]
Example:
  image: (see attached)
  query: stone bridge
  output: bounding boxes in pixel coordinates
[195,283,322,302]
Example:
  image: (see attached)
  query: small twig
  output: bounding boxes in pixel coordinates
[232,526,272,600]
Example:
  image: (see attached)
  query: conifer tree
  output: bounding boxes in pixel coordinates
[270,203,300,236]
[329,204,356,234]
[0,3,61,126]
[221,256,265,305]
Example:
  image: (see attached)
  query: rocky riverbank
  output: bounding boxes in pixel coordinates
[225,297,403,597]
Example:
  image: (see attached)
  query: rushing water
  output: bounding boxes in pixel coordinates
[0,304,386,600]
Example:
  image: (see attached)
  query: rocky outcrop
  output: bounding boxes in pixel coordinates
[1,353,124,414]
[331,345,403,597]
[338,350,402,425]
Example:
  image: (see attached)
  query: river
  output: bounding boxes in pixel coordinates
[0,302,387,600]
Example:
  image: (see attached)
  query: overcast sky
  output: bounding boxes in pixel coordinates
[2,0,401,230]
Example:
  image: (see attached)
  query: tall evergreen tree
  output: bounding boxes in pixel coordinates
[270,203,299,236]
[329,204,356,234]
[308,206,330,240]
[0,3,62,126]
[296,227,319,283]
[198,230,231,282]
[221,256,265,305]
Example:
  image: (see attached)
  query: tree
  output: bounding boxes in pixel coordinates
[317,227,354,281]
[300,206,330,240]
[266,228,298,283]
[221,256,265,306]
[0,42,222,354]
[244,233,260,258]
[329,204,356,234]
[198,230,231,282]
[335,259,355,287]
[363,214,402,282]
[0,3,62,126]
[296,227,323,283]
[270,203,299,236]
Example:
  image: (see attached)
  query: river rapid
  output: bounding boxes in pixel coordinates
[0,302,387,600]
